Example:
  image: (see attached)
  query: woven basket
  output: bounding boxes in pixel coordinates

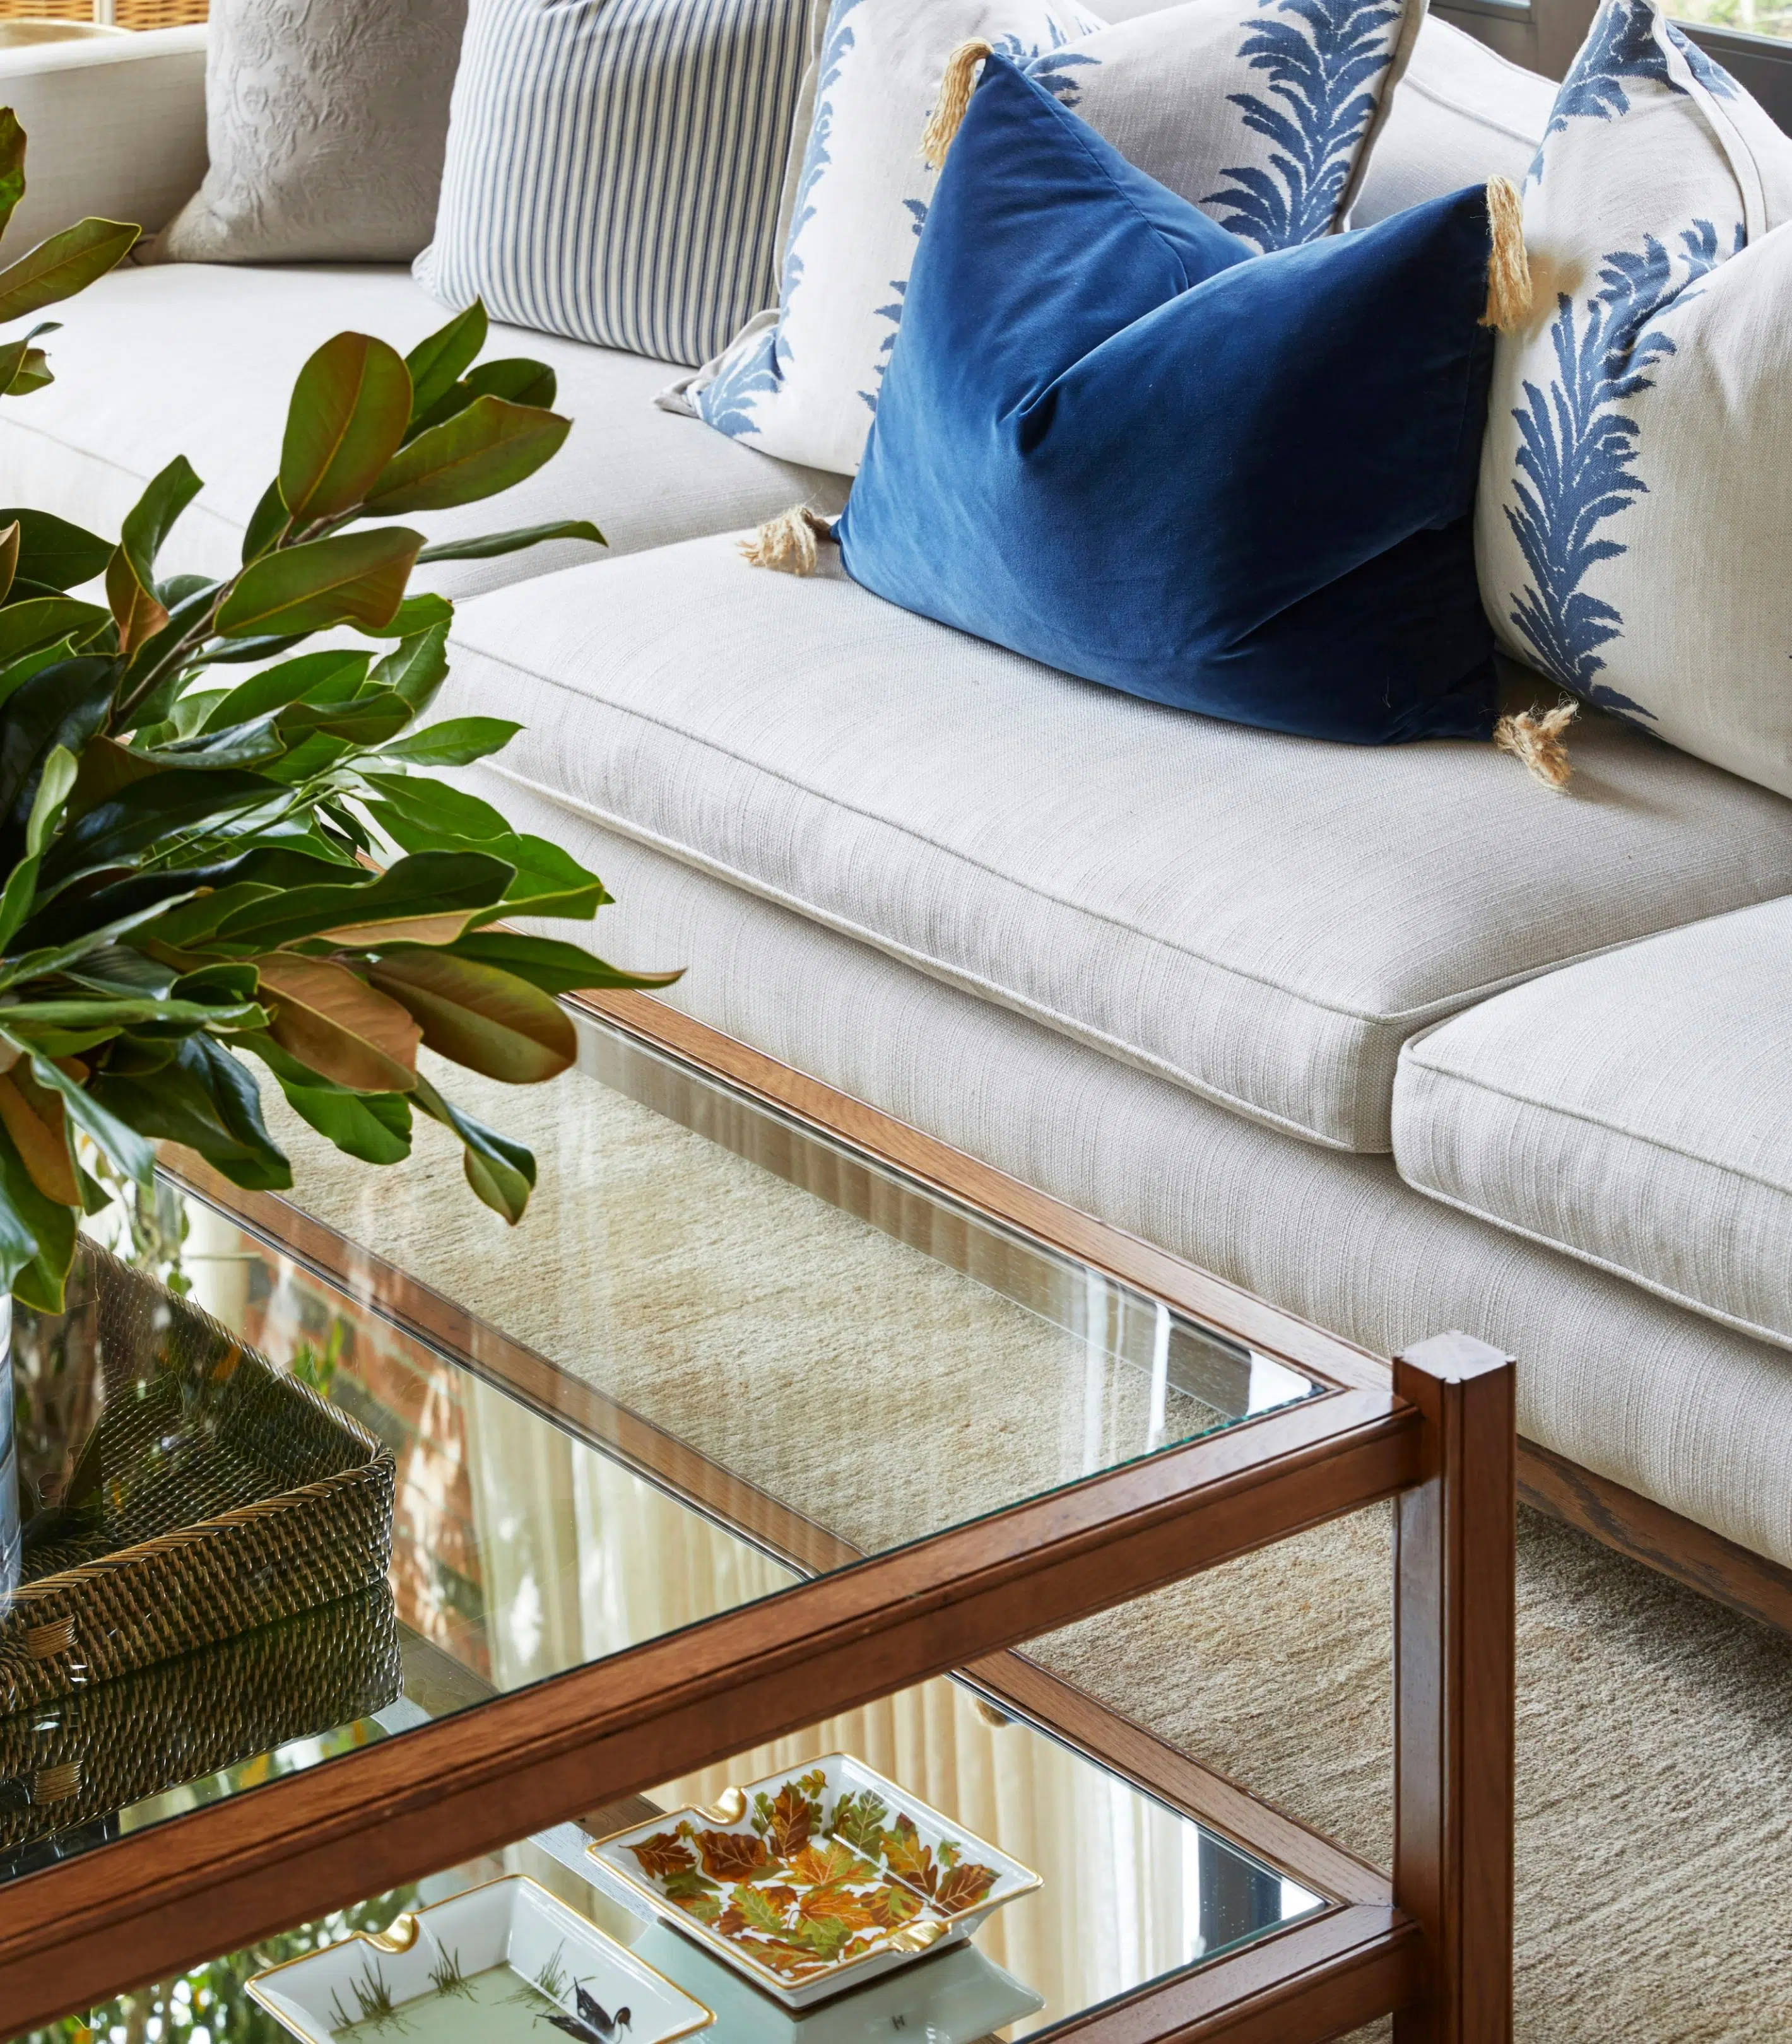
[0,1582,401,1869]
[0,4,210,21]
[1,1245,395,1712]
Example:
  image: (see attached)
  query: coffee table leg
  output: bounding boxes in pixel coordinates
[1391,1332,1518,2044]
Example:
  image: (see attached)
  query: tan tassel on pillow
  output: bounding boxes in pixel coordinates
[1482,174,1533,334]
[921,38,995,171]
[739,504,835,576]
[1494,700,1577,789]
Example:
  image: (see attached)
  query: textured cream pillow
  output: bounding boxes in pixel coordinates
[156,0,466,264]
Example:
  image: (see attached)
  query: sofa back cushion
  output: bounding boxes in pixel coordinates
[1475,0,1792,797]
[415,0,812,368]
[155,0,464,264]
[1353,14,1555,225]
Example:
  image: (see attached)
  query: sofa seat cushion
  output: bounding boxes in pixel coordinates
[0,262,846,601]
[1394,898,1792,1349]
[437,535,1792,1152]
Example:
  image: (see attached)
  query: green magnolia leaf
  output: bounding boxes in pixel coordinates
[0,637,75,721]
[241,476,290,565]
[200,648,371,733]
[0,994,264,1039]
[464,356,557,410]
[377,716,519,768]
[0,216,138,326]
[105,455,203,657]
[62,941,178,996]
[443,928,683,995]
[0,1108,75,1308]
[145,712,289,772]
[26,1050,153,1188]
[0,596,108,666]
[368,620,450,712]
[109,577,224,730]
[411,517,607,565]
[279,686,413,748]
[0,520,18,606]
[362,770,509,848]
[0,110,25,247]
[362,397,570,516]
[0,852,39,954]
[0,508,112,590]
[3,881,222,985]
[404,300,487,426]
[280,331,413,522]
[363,949,577,1083]
[0,657,114,864]
[213,849,514,950]
[359,822,609,922]
[357,590,453,640]
[3,346,51,398]
[486,832,611,922]
[137,879,280,951]
[40,766,280,892]
[115,455,202,590]
[411,357,561,440]
[413,1070,535,1223]
[214,526,425,640]
[241,1030,413,1165]
[24,743,76,858]
[90,1033,292,1192]
[191,629,310,668]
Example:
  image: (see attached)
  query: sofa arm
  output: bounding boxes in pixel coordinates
[0,27,208,254]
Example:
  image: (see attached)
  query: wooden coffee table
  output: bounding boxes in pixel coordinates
[0,991,1515,2043]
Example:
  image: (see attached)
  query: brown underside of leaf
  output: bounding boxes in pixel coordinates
[0,1067,77,1205]
[105,549,169,660]
[254,953,421,1093]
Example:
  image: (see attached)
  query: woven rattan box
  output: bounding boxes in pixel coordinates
[2,1245,395,1713]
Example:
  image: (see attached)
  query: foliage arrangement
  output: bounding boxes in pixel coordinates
[0,114,674,1313]
[627,1770,1001,1980]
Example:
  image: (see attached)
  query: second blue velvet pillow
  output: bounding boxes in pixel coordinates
[835,54,1501,747]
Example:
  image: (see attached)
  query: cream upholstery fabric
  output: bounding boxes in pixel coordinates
[455,770,1792,1571]
[0,264,846,599]
[439,537,1792,1153]
[0,30,208,251]
[1394,898,1792,1351]
[1352,14,1555,226]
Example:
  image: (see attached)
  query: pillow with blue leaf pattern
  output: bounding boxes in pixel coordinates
[1476,0,1792,796]
[671,0,1423,478]
[1063,0,1425,249]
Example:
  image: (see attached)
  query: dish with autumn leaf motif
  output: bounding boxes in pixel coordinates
[587,1755,1040,2009]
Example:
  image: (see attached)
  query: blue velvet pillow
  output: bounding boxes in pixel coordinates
[835,54,1501,746]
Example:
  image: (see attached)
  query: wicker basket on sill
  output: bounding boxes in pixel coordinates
[1,1243,396,1714]
[0,1580,402,1865]
[0,3,209,27]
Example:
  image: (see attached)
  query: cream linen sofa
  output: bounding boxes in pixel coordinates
[7,15,1792,1614]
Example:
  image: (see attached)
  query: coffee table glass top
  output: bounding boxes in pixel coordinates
[21,1674,1325,2044]
[0,1001,1323,1908]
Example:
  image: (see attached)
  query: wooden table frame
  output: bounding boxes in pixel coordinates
[0,992,1516,2044]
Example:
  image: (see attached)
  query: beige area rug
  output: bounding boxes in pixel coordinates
[266,1061,1792,2042]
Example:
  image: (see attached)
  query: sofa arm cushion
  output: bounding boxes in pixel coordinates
[0,28,208,252]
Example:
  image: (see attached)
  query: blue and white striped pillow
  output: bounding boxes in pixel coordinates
[416,0,814,368]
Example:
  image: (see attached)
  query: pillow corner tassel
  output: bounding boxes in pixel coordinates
[1494,700,1578,789]
[1480,174,1533,335]
[739,505,837,577]
[921,38,996,172]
